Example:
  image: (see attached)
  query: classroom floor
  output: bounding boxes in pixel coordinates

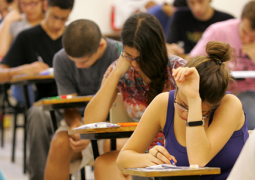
[0,114,95,180]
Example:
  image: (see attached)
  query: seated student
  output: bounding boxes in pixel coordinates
[0,0,74,179]
[84,12,186,180]
[0,0,45,57]
[227,131,255,180]
[0,0,17,24]
[117,41,249,180]
[44,19,123,180]
[0,0,46,105]
[166,0,234,54]
[189,1,255,130]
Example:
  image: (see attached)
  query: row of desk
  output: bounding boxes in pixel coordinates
[4,73,222,179]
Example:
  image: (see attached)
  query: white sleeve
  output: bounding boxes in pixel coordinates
[227,130,255,180]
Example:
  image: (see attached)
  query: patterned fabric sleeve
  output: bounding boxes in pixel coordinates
[169,55,187,69]
[168,55,187,87]
[103,59,119,79]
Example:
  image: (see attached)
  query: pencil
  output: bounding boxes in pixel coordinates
[116,42,122,54]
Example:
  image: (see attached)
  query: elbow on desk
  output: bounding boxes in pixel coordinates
[188,156,209,168]
[116,154,126,171]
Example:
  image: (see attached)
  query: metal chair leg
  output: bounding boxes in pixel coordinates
[11,112,18,162]
[80,167,86,180]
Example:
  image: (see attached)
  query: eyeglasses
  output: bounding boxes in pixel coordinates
[174,87,209,118]
[121,52,139,62]
[20,0,41,8]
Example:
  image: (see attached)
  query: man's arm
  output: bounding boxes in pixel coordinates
[0,9,22,57]
[64,108,82,128]
[0,62,49,84]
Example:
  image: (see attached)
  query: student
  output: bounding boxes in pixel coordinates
[0,0,16,24]
[189,1,255,130]
[0,0,46,57]
[116,41,249,180]
[0,0,46,105]
[166,0,234,54]
[44,19,123,180]
[227,131,255,180]
[83,12,186,180]
[0,0,74,179]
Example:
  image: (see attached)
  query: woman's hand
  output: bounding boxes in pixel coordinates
[172,67,200,100]
[146,145,177,166]
[113,54,132,77]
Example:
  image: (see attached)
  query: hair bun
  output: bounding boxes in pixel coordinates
[206,41,233,64]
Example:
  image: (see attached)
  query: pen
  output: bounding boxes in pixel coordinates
[157,142,175,165]
[36,53,44,62]
[116,42,122,54]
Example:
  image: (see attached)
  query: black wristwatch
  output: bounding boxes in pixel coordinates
[186,120,204,127]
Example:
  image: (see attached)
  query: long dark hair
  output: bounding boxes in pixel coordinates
[121,12,169,104]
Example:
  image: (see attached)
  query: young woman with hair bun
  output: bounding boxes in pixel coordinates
[117,41,249,180]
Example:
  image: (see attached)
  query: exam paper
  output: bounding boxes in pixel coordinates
[73,122,120,130]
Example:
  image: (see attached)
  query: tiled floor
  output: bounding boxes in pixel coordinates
[0,114,94,180]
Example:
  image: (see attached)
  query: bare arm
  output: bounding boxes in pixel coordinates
[64,107,82,128]
[0,9,22,57]
[0,64,25,83]
[83,69,120,124]
[84,55,131,124]
[0,62,49,84]
[117,93,170,170]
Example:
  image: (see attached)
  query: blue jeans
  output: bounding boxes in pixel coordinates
[11,84,35,107]
[237,91,255,130]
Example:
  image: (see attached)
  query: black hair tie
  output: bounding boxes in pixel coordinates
[217,60,223,65]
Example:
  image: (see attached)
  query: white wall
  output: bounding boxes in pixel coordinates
[67,0,252,34]
[67,0,115,34]
[211,0,251,18]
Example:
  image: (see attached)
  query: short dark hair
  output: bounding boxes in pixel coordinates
[63,19,102,58]
[6,0,14,4]
[47,0,74,9]
[241,0,255,30]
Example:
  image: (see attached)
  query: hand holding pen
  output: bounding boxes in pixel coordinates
[157,142,176,165]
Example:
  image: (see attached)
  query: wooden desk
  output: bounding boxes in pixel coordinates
[123,167,220,180]
[11,74,54,84]
[9,74,55,173]
[69,126,136,160]
[34,96,93,111]
[34,96,93,131]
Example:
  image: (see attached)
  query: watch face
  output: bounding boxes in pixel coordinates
[186,120,204,127]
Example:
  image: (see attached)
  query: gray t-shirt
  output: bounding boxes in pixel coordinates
[53,38,123,97]
[10,14,31,39]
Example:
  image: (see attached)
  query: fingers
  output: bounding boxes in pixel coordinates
[172,67,196,82]
[69,138,90,153]
[69,134,80,141]
[148,145,177,165]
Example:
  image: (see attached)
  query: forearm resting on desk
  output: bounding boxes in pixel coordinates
[64,108,82,128]
[0,65,26,83]
[117,150,150,171]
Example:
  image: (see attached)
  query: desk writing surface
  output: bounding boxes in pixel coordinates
[33,96,93,106]
[68,126,136,135]
[123,167,220,177]
[11,74,54,83]
[230,71,255,78]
